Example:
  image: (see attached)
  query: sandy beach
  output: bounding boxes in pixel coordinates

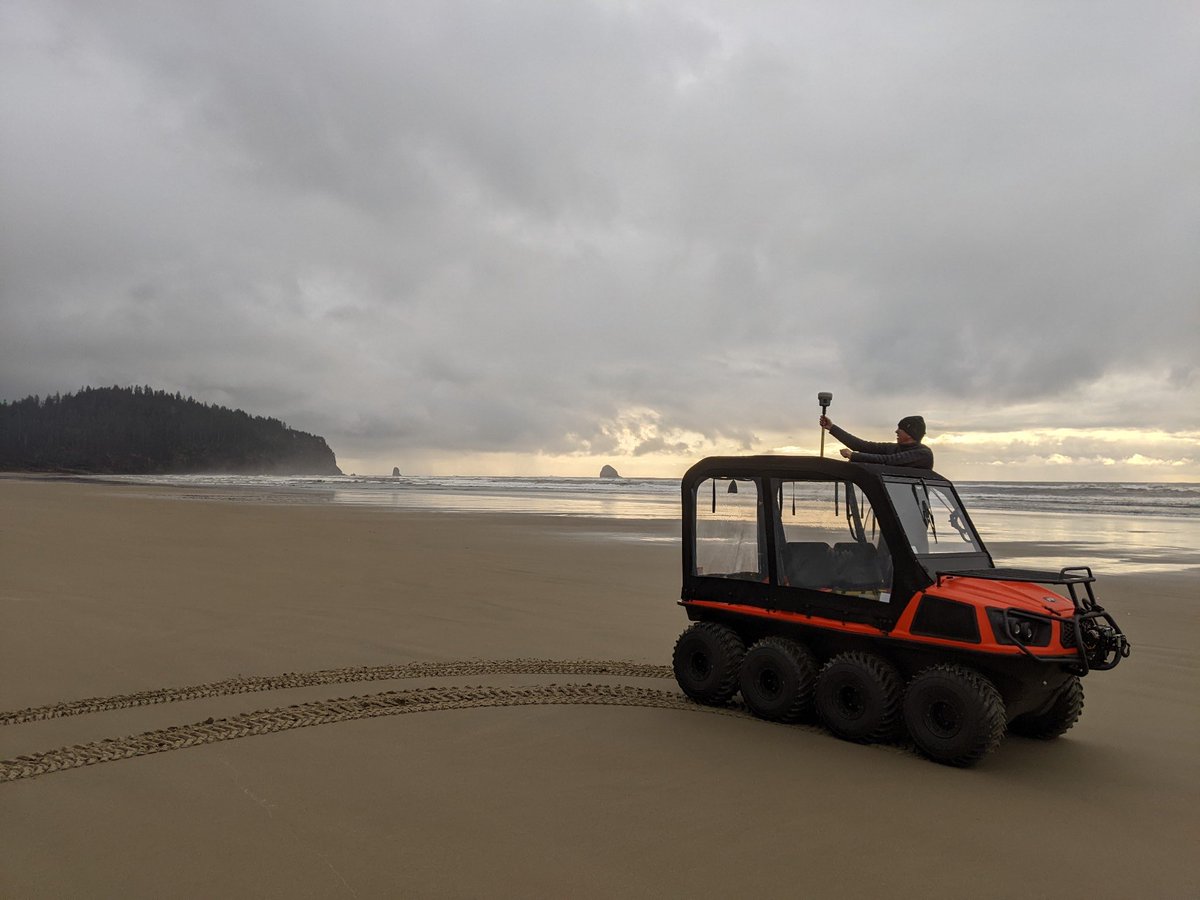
[1,478,1197,898]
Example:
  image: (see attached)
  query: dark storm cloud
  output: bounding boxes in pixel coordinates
[2,1,1196,471]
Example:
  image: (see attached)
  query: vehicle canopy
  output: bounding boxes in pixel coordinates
[680,455,993,630]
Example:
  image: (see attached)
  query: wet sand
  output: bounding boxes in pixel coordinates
[1,478,1198,897]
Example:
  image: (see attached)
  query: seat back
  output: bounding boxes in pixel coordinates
[781,541,833,589]
[832,541,885,591]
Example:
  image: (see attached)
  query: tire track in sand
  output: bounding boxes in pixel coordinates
[0,659,673,726]
[2,659,915,782]
[2,682,742,783]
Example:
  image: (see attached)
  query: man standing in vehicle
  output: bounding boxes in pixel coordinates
[819,415,933,469]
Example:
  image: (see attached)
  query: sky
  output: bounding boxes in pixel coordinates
[2,1,1197,481]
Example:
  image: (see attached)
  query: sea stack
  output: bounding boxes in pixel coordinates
[599,465,620,479]
[392,467,400,477]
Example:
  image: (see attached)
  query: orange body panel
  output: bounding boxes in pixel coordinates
[928,575,1076,617]
[683,574,1081,659]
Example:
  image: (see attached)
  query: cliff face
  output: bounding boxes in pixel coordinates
[0,386,342,475]
[227,429,342,476]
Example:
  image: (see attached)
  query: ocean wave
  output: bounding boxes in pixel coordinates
[90,473,1198,518]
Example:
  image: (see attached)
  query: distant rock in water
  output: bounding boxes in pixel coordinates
[392,466,401,476]
[0,385,343,476]
[599,465,620,479]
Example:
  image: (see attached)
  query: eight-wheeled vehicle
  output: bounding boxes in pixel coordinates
[672,456,1130,766]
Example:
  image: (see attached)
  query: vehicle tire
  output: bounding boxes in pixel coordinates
[672,622,745,705]
[904,665,1006,767]
[1009,677,1084,740]
[739,637,818,723]
[814,651,903,743]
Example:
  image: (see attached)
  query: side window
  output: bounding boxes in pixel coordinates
[771,480,893,602]
[694,478,763,581]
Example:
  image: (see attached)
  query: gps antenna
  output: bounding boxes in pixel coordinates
[818,392,832,457]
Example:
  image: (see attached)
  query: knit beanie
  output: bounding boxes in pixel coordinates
[897,415,926,442]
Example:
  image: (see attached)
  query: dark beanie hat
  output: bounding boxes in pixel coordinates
[898,415,926,442]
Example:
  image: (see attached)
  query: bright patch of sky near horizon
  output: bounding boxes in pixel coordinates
[2,1,1197,481]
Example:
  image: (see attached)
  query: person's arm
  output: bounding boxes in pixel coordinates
[849,445,934,468]
[828,423,895,455]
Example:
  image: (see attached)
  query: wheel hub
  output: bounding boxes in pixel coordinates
[835,683,865,720]
[925,698,962,738]
[757,669,781,700]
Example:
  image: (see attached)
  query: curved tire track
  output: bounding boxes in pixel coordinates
[2,682,741,783]
[1,659,672,726]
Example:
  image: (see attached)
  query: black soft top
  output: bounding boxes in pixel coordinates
[680,455,987,629]
[682,454,950,484]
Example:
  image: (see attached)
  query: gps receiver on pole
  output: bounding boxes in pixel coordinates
[818,391,832,457]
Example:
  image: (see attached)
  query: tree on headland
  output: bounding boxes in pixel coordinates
[0,386,342,475]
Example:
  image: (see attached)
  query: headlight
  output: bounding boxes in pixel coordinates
[986,609,1052,647]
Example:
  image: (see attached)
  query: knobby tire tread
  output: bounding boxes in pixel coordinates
[672,623,745,705]
[739,637,816,724]
[815,651,903,744]
[1010,677,1084,740]
[905,664,1006,767]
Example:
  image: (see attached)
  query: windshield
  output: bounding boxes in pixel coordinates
[884,478,984,556]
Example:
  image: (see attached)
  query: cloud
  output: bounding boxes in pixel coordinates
[926,426,1198,483]
[1,1,1197,477]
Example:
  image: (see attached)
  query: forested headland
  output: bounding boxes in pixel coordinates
[0,386,342,475]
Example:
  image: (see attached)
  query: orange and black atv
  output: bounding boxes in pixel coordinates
[672,456,1130,766]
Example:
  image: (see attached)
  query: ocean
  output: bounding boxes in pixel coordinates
[95,473,1200,575]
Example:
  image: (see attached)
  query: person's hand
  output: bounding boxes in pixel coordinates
[819,416,832,429]
[840,448,852,459]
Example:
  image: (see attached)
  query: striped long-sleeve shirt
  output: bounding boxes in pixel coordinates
[829,424,934,469]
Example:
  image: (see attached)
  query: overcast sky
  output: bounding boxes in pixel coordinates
[2,1,1197,479]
